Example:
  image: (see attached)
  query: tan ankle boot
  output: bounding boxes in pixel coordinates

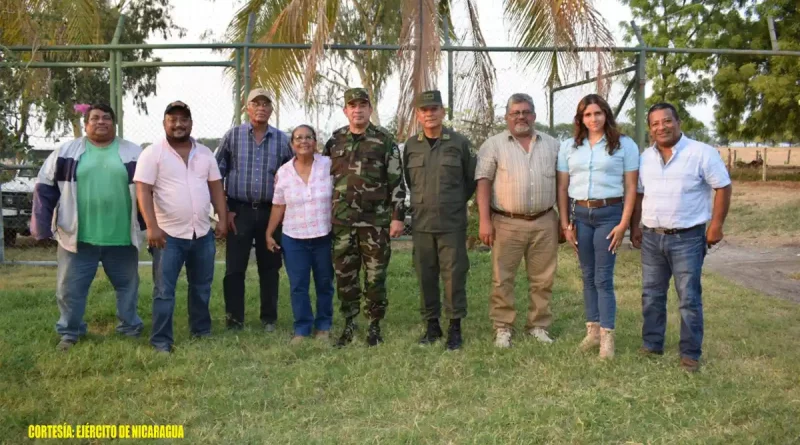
[579,322,601,351]
[600,328,615,359]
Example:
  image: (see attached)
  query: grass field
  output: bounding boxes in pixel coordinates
[2,245,800,444]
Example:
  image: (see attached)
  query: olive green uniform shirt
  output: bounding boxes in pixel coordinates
[403,128,477,233]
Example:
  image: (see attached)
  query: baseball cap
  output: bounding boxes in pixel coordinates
[164,100,191,118]
[344,88,370,105]
[416,90,443,108]
[247,88,273,103]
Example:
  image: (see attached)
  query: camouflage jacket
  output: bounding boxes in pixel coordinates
[323,124,407,227]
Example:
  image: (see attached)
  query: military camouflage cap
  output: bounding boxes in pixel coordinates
[416,90,443,108]
[344,88,371,105]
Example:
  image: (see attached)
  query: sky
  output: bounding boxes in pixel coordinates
[33,0,716,147]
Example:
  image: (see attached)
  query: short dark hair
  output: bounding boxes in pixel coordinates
[647,102,680,126]
[83,103,116,124]
[291,124,317,141]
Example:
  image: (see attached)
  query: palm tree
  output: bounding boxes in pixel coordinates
[226,0,614,137]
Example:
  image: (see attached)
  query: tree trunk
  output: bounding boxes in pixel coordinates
[71,117,82,138]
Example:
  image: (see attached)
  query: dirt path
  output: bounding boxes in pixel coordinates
[704,242,800,303]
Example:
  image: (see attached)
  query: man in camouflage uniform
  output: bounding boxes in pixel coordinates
[323,88,407,347]
[403,90,477,350]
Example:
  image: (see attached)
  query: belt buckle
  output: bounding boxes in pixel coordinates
[587,200,600,209]
[251,201,260,209]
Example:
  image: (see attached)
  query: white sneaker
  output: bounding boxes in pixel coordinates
[494,328,512,348]
[528,327,554,344]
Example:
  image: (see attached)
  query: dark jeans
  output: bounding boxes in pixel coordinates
[223,201,282,327]
[55,243,142,341]
[641,224,707,360]
[281,233,334,336]
[574,202,622,329]
[150,231,216,350]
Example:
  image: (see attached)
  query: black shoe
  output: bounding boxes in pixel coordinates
[418,319,443,345]
[366,320,383,346]
[335,318,357,348]
[446,319,462,350]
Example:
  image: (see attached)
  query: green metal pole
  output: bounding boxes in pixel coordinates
[444,15,454,121]
[116,51,124,138]
[632,21,647,149]
[243,13,255,96]
[109,55,116,112]
[234,48,242,125]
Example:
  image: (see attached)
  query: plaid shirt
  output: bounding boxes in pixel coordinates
[215,123,293,204]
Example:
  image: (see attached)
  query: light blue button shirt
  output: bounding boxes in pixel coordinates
[637,134,731,229]
[557,135,639,200]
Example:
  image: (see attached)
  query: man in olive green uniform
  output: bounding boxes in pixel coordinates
[403,90,477,350]
[323,88,407,347]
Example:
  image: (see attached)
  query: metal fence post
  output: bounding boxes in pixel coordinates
[116,50,124,138]
[444,15,454,121]
[549,85,554,133]
[234,48,242,125]
[0,168,5,264]
[243,13,255,96]
[631,21,647,149]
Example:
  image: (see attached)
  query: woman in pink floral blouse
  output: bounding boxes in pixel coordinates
[266,125,334,344]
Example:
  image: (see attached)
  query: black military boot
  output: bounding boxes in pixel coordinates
[445,319,463,350]
[335,317,357,348]
[366,320,383,346]
[418,319,443,345]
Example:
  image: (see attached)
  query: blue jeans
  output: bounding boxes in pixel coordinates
[641,225,706,360]
[281,233,334,337]
[574,202,622,329]
[56,243,142,341]
[151,231,216,350]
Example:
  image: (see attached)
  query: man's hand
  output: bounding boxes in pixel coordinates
[389,220,405,238]
[147,225,167,249]
[706,222,724,247]
[227,211,237,236]
[266,235,281,252]
[606,223,628,254]
[215,220,228,239]
[630,226,642,249]
[479,217,494,247]
[564,224,578,254]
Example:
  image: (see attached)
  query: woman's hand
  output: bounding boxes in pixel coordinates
[564,223,578,254]
[606,223,628,254]
[266,235,280,253]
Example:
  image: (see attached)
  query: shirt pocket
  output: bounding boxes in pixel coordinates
[360,150,386,183]
[407,154,425,204]
[439,153,462,185]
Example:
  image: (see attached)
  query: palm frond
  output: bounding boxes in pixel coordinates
[396,0,441,139]
[453,0,496,129]
[504,0,615,92]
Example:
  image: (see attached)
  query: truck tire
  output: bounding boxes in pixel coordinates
[4,228,17,247]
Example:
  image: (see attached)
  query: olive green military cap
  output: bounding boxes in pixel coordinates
[416,90,443,108]
[344,88,370,105]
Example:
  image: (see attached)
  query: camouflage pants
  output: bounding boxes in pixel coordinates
[331,224,391,321]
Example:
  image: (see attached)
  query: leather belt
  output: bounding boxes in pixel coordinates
[643,224,704,235]
[228,198,271,210]
[492,207,552,221]
[574,197,624,208]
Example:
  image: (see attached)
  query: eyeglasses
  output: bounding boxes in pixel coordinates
[293,135,315,142]
[249,101,272,109]
[507,110,534,118]
[165,116,191,125]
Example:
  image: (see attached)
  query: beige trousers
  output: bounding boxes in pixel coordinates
[489,211,558,330]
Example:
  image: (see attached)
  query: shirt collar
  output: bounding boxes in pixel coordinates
[648,133,687,154]
[505,129,541,142]
[246,122,275,137]
[416,127,451,142]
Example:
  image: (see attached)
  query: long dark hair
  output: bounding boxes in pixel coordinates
[572,94,622,155]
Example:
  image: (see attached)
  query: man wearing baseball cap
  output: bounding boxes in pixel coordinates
[322,87,407,347]
[215,89,293,332]
[134,101,228,353]
[403,90,476,350]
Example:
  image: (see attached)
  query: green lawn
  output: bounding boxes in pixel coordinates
[1,247,799,444]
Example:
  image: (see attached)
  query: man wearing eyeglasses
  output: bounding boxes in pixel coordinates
[32,103,146,351]
[134,101,228,353]
[215,89,293,331]
[475,93,561,348]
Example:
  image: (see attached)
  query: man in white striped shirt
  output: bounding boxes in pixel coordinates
[475,93,561,348]
[630,102,732,373]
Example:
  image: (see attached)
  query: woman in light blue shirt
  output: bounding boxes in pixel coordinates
[556,94,639,360]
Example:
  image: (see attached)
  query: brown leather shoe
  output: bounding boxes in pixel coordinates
[637,346,664,357]
[680,357,700,373]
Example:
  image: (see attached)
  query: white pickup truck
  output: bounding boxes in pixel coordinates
[1,166,38,246]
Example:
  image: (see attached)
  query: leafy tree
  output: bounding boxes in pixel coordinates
[712,0,799,144]
[1,0,184,149]
[619,0,739,134]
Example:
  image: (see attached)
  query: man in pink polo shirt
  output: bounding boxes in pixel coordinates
[134,101,228,353]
